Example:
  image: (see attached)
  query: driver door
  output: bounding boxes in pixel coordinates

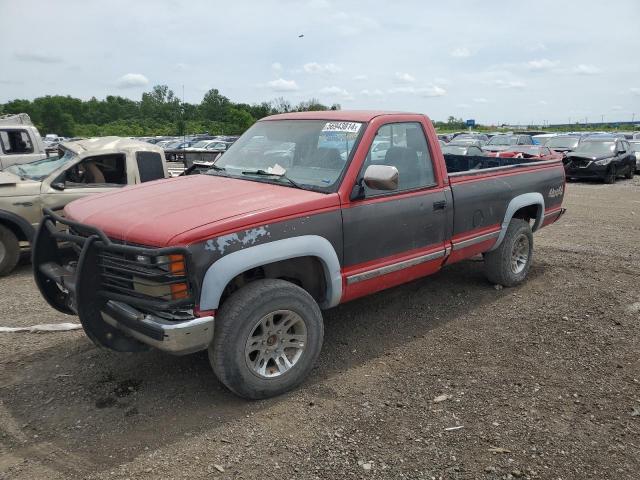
[40,153,129,214]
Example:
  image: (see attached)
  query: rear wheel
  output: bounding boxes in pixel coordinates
[0,225,20,276]
[484,219,533,287]
[605,165,617,184]
[209,279,324,399]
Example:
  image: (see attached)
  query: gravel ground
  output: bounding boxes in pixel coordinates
[1,177,639,480]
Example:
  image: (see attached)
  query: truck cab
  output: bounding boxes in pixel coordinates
[0,113,47,169]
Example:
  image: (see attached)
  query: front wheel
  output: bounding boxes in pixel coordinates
[624,165,634,179]
[605,165,617,184]
[483,219,533,287]
[209,279,324,399]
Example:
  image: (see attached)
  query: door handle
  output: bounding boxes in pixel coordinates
[433,200,447,211]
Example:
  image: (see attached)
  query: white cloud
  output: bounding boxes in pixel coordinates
[526,59,558,71]
[353,74,368,81]
[538,100,549,105]
[474,98,489,103]
[573,64,601,75]
[395,72,416,83]
[271,62,283,72]
[417,85,446,97]
[388,85,446,97]
[320,86,351,98]
[360,89,384,96]
[332,11,379,36]
[457,103,471,108]
[14,51,62,64]
[451,47,471,58]
[308,0,330,8]
[630,88,640,96]
[303,62,341,74]
[494,79,526,89]
[116,73,149,88]
[268,78,299,92]
[527,42,547,52]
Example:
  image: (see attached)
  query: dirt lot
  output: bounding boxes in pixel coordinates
[1,178,639,480]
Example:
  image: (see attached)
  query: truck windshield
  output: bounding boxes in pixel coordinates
[211,120,363,191]
[4,150,77,181]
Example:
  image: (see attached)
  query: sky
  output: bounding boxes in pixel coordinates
[1,0,640,125]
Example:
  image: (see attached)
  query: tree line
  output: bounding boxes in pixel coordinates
[0,85,340,137]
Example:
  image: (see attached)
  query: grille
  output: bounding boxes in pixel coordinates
[97,250,192,307]
[67,226,193,310]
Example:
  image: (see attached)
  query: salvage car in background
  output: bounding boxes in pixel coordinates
[545,135,582,155]
[485,145,563,161]
[628,140,640,172]
[0,137,167,275]
[442,142,485,156]
[564,137,635,183]
[482,134,534,152]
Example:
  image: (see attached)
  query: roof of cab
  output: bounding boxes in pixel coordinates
[60,136,164,156]
[262,110,422,122]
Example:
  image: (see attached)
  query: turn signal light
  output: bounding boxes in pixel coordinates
[169,254,189,300]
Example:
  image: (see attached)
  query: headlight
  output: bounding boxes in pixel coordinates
[594,158,612,166]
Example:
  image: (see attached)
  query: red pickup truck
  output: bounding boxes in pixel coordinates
[33,111,566,399]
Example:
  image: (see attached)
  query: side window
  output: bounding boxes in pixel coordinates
[136,151,165,182]
[64,154,127,186]
[0,130,34,154]
[360,122,435,196]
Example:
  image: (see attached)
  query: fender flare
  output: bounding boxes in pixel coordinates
[199,235,342,310]
[0,209,35,241]
[489,192,544,251]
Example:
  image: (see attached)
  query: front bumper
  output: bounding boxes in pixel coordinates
[564,161,608,179]
[102,301,213,355]
[33,208,212,355]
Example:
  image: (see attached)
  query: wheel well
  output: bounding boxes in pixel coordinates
[512,204,540,225]
[219,256,327,307]
[0,218,28,242]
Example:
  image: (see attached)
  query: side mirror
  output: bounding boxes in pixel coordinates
[363,164,399,191]
[51,182,65,191]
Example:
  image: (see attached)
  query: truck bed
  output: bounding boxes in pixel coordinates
[443,153,551,174]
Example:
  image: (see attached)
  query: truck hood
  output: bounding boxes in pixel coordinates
[64,175,340,246]
[565,153,611,162]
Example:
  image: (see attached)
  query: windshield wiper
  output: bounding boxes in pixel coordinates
[240,169,304,189]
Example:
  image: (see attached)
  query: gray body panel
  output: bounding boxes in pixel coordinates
[341,189,447,267]
[450,166,565,236]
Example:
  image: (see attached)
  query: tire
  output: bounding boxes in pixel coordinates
[209,279,324,400]
[624,165,634,179]
[483,219,533,287]
[604,165,616,184]
[0,225,20,276]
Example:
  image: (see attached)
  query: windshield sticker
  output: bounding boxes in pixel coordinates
[322,122,361,134]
